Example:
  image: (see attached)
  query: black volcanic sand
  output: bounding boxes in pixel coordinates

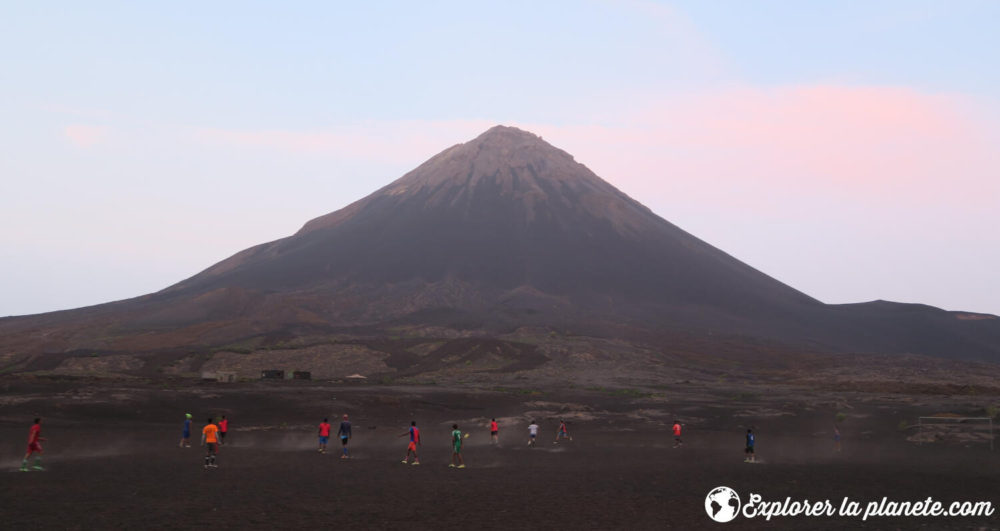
[1,378,998,530]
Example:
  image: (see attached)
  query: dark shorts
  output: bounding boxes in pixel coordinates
[220,431,227,440]
[319,436,329,444]
[182,431,190,438]
[491,431,498,436]
[745,446,754,454]
[341,436,349,445]
[206,442,218,453]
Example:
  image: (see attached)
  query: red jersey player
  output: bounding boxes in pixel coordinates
[21,418,45,472]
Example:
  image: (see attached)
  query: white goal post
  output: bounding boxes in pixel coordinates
[917,417,994,451]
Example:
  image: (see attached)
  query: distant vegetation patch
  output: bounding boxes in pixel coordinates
[586,386,654,398]
[54,354,145,375]
[493,387,543,396]
[955,313,996,321]
[729,392,759,401]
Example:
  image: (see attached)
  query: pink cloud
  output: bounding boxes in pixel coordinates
[518,85,998,212]
[187,84,997,215]
[64,124,109,148]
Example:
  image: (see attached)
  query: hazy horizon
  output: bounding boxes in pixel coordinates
[3,1,998,317]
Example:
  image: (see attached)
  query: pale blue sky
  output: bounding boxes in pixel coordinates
[2,1,998,317]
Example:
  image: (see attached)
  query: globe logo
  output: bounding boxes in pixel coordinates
[705,486,741,523]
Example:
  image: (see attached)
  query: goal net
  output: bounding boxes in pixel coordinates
[913,417,994,451]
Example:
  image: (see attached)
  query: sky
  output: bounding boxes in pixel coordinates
[2,0,998,317]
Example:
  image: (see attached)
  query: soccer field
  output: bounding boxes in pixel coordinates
[1,380,997,529]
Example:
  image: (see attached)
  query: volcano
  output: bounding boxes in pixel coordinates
[2,126,999,374]
[165,126,820,331]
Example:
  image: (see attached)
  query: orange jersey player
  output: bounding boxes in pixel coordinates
[202,419,220,469]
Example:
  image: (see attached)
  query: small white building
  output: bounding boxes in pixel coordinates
[201,371,237,383]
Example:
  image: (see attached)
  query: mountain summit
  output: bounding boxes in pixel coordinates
[2,126,998,367]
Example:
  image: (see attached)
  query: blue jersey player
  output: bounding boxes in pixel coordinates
[338,414,352,458]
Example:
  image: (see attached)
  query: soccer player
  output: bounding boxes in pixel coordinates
[833,426,841,452]
[218,415,228,445]
[528,420,539,447]
[399,421,420,465]
[180,413,192,448]
[202,418,220,469]
[672,420,682,448]
[318,418,331,453]
[338,414,352,459]
[554,419,572,443]
[21,418,45,472]
[450,424,465,468]
[744,428,755,463]
[490,418,499,445]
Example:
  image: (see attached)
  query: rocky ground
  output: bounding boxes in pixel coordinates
[1,376,998,530]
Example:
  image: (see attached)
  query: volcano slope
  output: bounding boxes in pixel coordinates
[0,125,998,380]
